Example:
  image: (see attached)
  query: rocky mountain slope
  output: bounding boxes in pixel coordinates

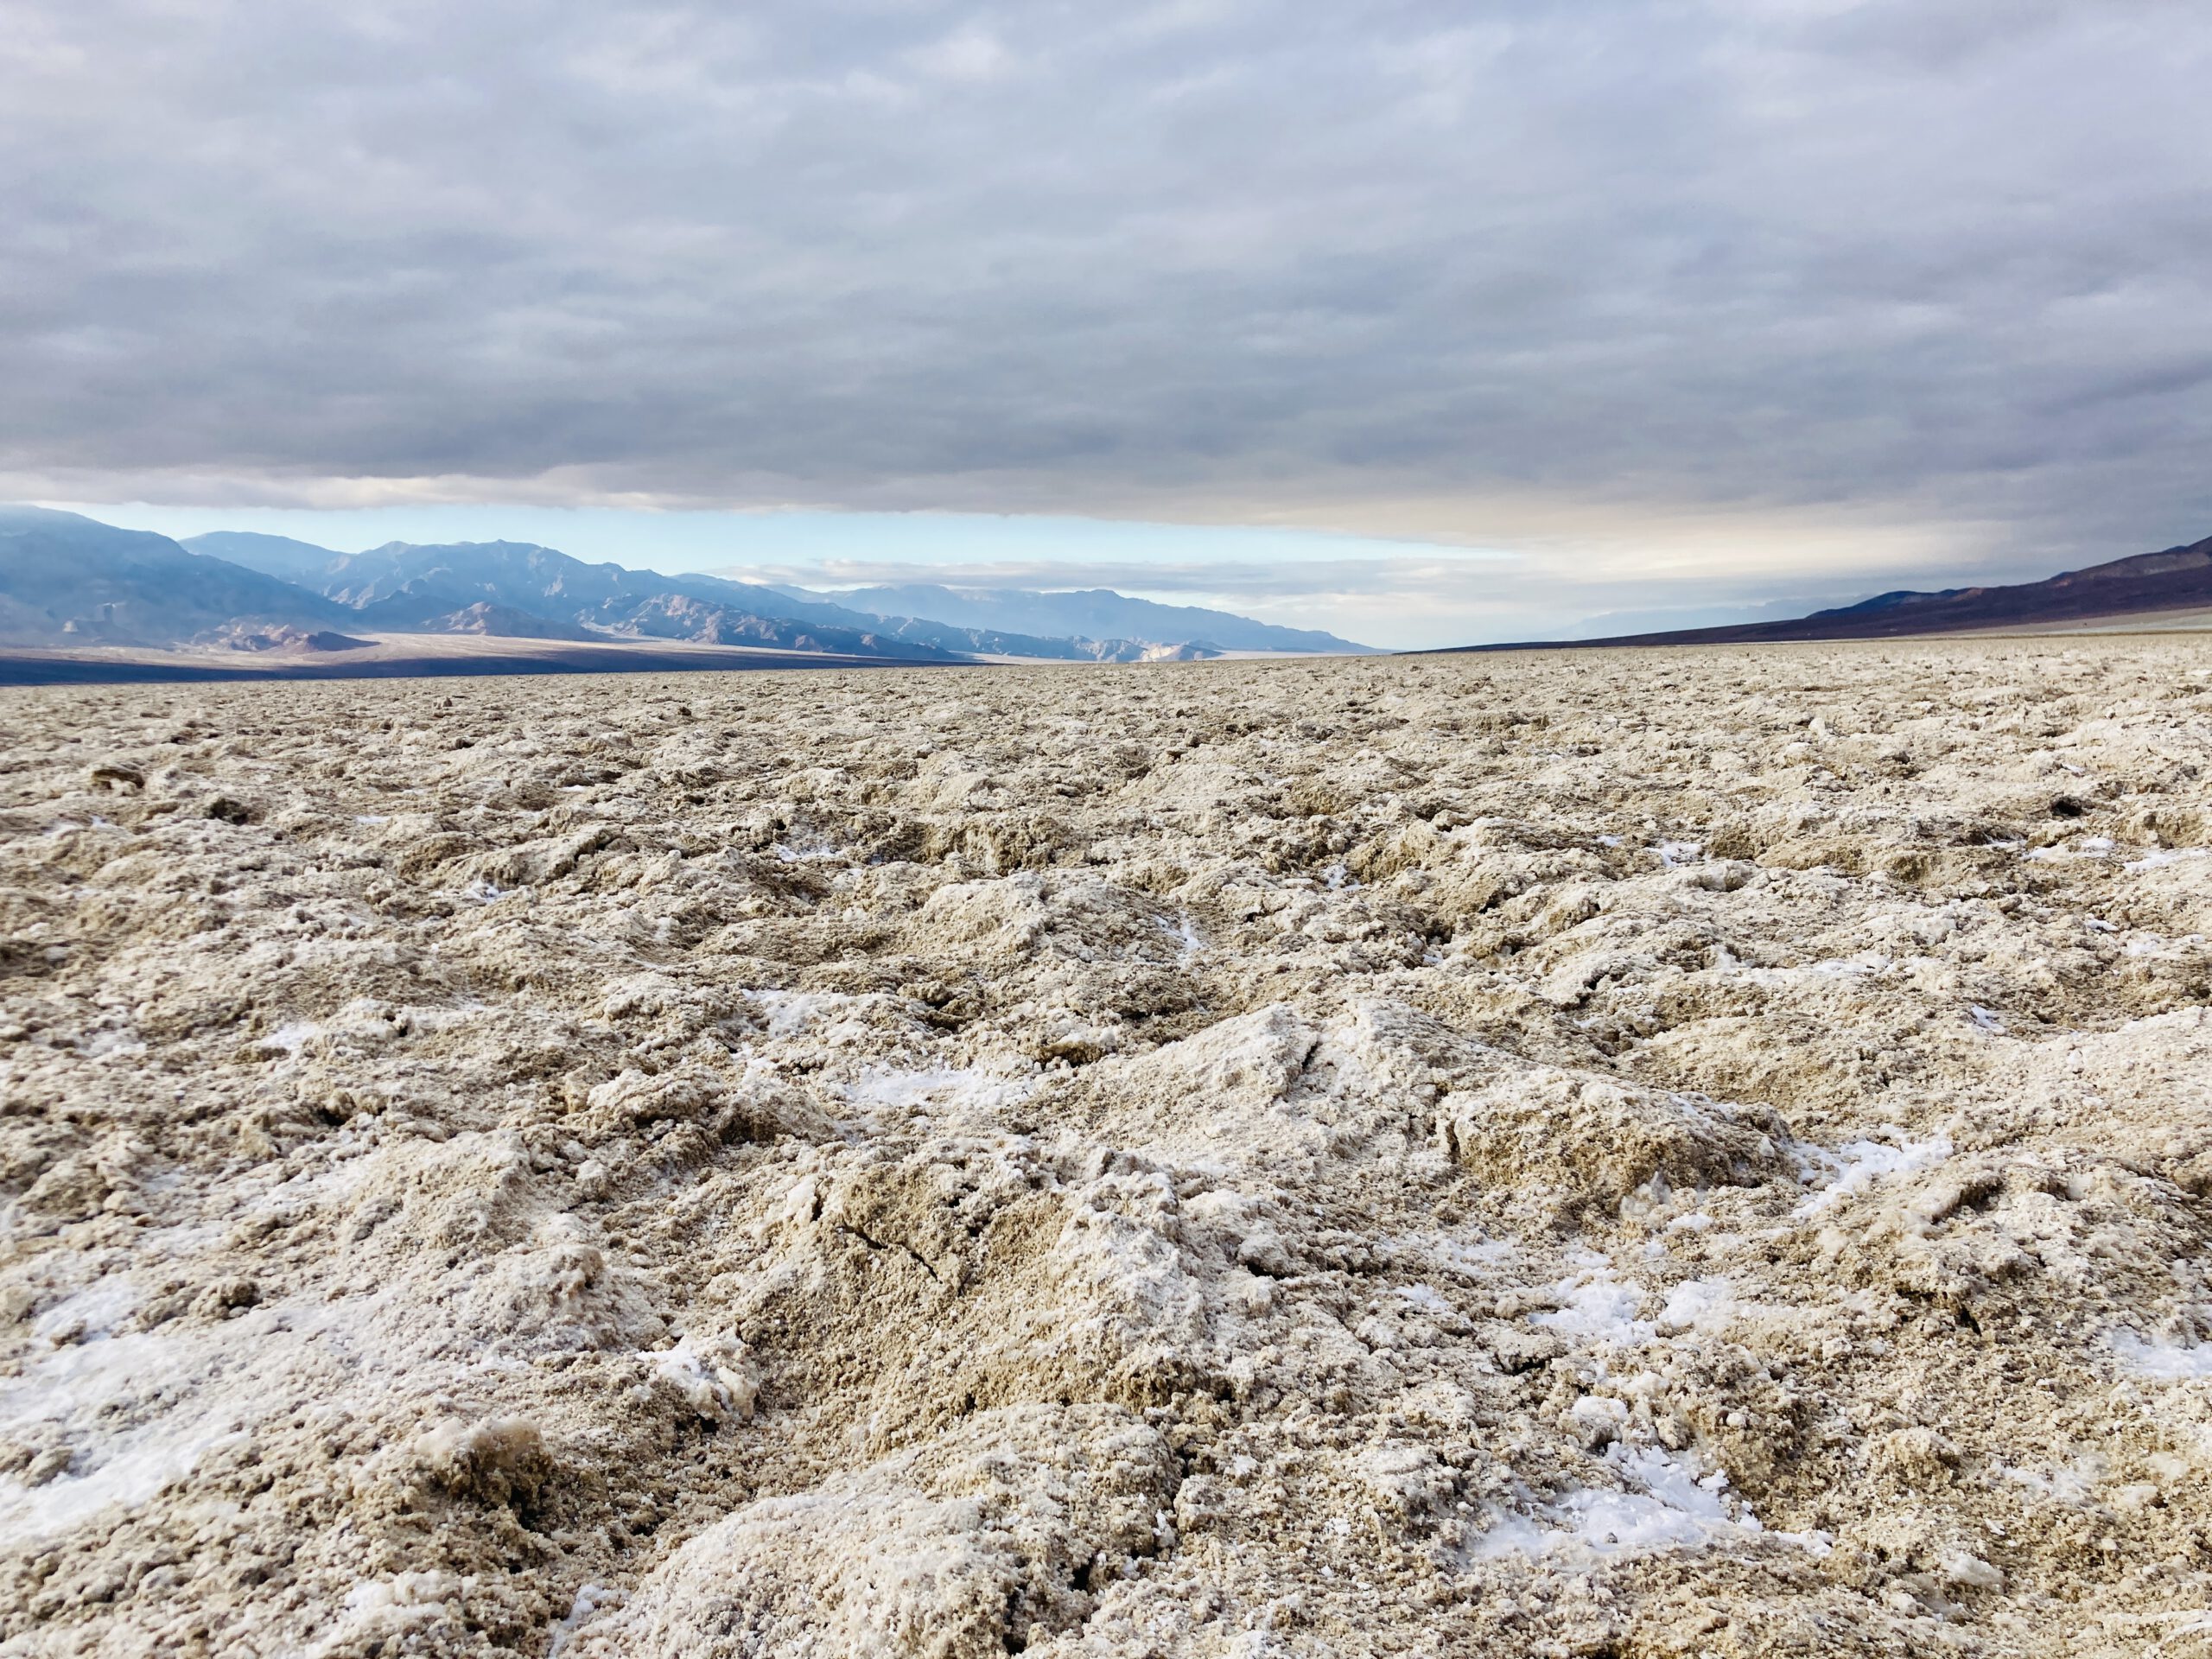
[0,508,356,648]
[2,511,1363,667]
[0,514,953,664]
[183,531,1363,661]
[1,640,2207,1655]
[1464,532,2212,651]
[181,537,975,661]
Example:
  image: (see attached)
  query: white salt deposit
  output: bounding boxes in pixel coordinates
[1794,1132,1952,1216]
[1158,912,1207,959]
[1409,1232,1516,1278]
[1658,1277,1740,1335]
[260,1020,323,1054]
[29,1277,137,1344]
[841,1066,1037,1116]
[1810,951,1891,978]
[1533,1266,1653,1346]
[747,988,864,1038]
[2126,848,2211,872]
[2108,1331,2212,1380]
[1394,1283,1457,1319]
[75,1026,146,1060]
[548,1584,620,1656]
[1471,1445,1824,1561]
[0,1325,243,1546]
[649,1336,759,1421]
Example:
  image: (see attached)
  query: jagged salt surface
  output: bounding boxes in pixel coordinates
[0,639,2208,1656]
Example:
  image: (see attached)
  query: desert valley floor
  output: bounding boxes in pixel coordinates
[0,641,2209,1656]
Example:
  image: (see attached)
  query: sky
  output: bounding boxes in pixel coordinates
[8,2,2211,648]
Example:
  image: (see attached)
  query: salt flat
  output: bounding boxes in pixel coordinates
[1,641,2208,1657]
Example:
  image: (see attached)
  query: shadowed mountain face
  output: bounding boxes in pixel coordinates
[315,542,660,626]
[0,516,952,661]
[217,538,973,661]
[179,531,1345,660]
[276,541,1103,660]
[1455,533,2212,652]
[0,514,1358,665]
[423,602,599,641]
[193,535,824,632]
[0,509,355,647]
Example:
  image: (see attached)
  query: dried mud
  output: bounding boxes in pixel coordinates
[1,641,2209,1657]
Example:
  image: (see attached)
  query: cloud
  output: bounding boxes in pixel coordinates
[909,26,1017,82]
[3,0,2209,607]
[727,556,1503,601]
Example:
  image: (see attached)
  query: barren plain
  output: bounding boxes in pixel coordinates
[1,641,2209,1657]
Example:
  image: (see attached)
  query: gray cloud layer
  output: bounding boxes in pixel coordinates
[6,2,2210,583]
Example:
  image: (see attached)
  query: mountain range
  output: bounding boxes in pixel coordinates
[1452,531,2212,651]
[14,506,2205,674]
[0,510,359,647]
[792,583,1363,656]
[0,510,1373,667]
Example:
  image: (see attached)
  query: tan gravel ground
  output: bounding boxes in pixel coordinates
[1,640,2209,1657]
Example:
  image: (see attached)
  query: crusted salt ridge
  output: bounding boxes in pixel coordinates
[0,639,2208,1654]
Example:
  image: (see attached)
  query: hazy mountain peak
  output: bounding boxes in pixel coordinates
[797,581,1374,655]
[183,531,348,584]
[2,511,353,649]
[0,505,110,531]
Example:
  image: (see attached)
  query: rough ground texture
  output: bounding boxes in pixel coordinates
[1,641,2209,1657]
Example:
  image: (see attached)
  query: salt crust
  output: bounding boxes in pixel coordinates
[0,640,2209,1654]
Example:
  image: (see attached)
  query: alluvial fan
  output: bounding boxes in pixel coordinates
[0,641,2209,1657]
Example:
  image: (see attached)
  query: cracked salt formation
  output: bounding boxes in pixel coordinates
[0,639,2209,1656]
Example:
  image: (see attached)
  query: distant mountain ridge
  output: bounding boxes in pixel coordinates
[0,508,355,647]
[1451,532,2212,652]
[802,582,1373,656]
[182,531,351,587]
[181,530,1371,658]
[188,537,1142,661]
[0,508,1370,668]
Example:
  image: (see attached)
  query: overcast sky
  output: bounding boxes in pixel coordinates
[9,2,2210,646]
